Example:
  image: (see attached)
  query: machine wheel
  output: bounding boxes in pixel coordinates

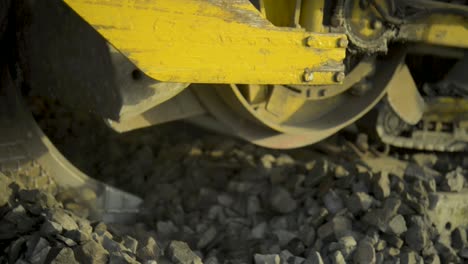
[0,65,141,223]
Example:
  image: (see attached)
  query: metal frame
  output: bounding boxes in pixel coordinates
[63,0,346,85]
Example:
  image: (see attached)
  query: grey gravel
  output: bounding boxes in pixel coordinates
[270,186,297,214]
[373,172,391,200]
[459,247,468,258]
[305,251,324,264]
[441,168,465,192]
[4,116,468,264]
[46,209,78,231]
[40,220,63,236]
[123,235,139,254]
[167,241,202,264]
[387,215,407,236]
[137,237,161,261]
[400,251,418,264]
[354,239,376,264]
[405,217,429,252]
[254,254,281,264]
[451,227,467,249]
[331,250,346,264]
[51,247,78,264]
[74,239,109,264]
[0,172,12,207]
[346,192,373,214]
[323,190,344,214]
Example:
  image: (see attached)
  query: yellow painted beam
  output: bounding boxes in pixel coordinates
[399,15,468,48]
[63,0,345,85]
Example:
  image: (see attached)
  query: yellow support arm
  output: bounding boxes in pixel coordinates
[63,0,346,85]
[398,15,468,48]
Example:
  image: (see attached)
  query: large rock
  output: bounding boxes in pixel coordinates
[0,173,12,207]
[137,237,161,261]
[197,226,217,249]
[346,192,373,215]
[405,217,429,252]
[26,237,51,264]
[270,186,297,214]
[372,172,391,200]
[451,227,467,250]
[400,251,418,264]
[304,251,324,264]
[122,236,138,254]
[332,215,352,239]
[18,190,58,215]
[254,254,280,264]
[387,215,407,236]
[323,190,344,214]
[46,209,78,231]
[74,240,109,264]
[354,239,376,264]
[331,251,346,264]
[167,241,202,264]
[40,220,63,237]
[51,248,78,264]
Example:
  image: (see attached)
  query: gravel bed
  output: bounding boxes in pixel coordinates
[1,102,468,263]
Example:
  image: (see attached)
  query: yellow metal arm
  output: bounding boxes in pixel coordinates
[398,15,468,48]
[63,0,346,85]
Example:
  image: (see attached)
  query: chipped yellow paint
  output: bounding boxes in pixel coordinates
[400,15,468,48]
[63,0,345,85]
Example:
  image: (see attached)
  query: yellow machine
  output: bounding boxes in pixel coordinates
[1,0,468,150]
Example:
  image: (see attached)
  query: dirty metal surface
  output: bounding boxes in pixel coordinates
[192,49,403,148]
[386,63,426,125]
[398,14,468,48]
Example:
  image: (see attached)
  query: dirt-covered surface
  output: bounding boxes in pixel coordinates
[1,102,468,263]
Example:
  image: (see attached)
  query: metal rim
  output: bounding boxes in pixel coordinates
[194,50,405,148]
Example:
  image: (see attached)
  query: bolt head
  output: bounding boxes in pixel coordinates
[306,36,314,47]
[371,20,383,30]
[338,37,349,48]
[303,71,314,82]
[334,72,345,82]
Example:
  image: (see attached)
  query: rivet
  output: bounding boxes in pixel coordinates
[371,20,383,30]
[334,72,345,82]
